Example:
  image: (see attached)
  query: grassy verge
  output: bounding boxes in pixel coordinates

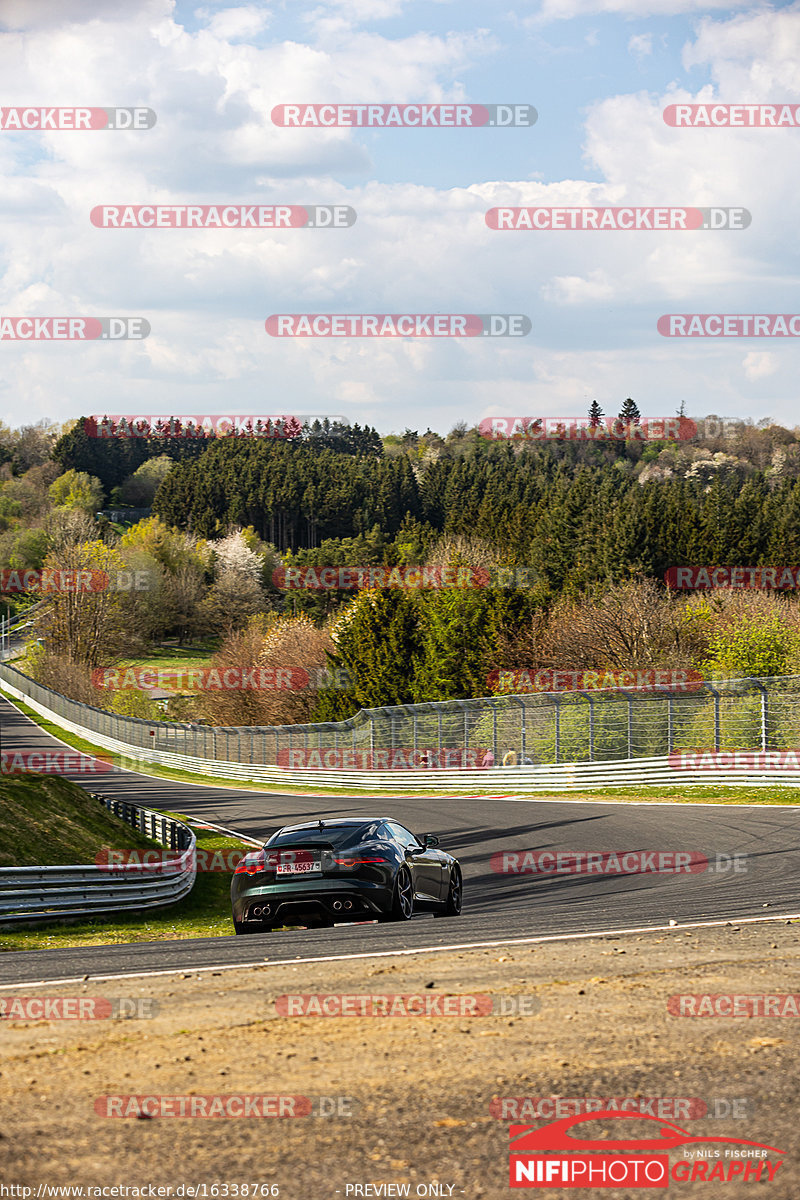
[0,774,159,868]
[3,689,800,805]
[0,819,249,951]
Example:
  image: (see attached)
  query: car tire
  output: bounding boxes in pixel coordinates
[435,867,463,916]
[384,866,414,921]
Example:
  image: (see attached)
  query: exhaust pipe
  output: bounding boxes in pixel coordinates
[332,901,343,911]
[252,905,271,918]
[343,900,353,910]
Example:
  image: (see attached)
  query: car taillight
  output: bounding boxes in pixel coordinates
[333,856,389,867]
[234,850,269,875]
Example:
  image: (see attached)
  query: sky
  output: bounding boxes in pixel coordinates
[0,0,798,436]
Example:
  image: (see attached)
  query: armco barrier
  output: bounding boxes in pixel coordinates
[0,796,196,923]
[3,662,800,791]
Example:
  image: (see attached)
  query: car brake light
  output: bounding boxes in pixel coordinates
[334,856,389,867]
[234,850,269,875]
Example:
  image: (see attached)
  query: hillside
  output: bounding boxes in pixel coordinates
[0,774,159,867]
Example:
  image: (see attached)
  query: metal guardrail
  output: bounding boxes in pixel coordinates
[0,796,196,923]
[3,661,800,790]
[3,661,800,762]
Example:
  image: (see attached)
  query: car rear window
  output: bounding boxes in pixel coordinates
[267,823,368,847]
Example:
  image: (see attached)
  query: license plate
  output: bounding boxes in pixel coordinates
[276,856,321,876]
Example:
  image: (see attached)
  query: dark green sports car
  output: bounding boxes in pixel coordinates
[231,816,463,933]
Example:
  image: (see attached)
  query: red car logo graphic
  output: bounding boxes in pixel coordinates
[510,1110,784,1155]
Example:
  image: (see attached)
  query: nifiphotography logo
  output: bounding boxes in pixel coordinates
[508,1111,785,1188]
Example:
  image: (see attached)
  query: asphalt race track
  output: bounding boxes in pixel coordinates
[2,694,800,986]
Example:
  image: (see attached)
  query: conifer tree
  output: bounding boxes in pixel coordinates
[618,397,641,424]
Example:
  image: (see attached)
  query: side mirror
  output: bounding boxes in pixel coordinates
[422,834,440,848]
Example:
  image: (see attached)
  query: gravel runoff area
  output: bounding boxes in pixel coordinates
[1,920,798,1199]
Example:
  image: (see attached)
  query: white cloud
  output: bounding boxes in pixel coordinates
[0,0,170,30]
[198,6,271,40]
[628,33,653,59]
[528,0,752,22]
[0,2,799,434]
[682,5,800,95]
[743,351,778,380]
[541,270,615,304]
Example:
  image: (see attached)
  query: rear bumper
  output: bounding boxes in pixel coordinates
[232,878,392,925]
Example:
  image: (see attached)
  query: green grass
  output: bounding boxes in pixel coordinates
[104,641,219,693]
[0,774,159,868]
[0,819,252,951]
[115,638,215,667]
[3,689,800,804]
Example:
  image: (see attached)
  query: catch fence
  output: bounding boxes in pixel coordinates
[1,662,798,774]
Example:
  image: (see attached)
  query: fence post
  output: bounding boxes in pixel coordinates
[554,695,560,764]
[627,694,633,759]
[667,696,674,755]
[579,693,594,761]
[752,680,768,750]
[705,683,721,751]
[492,704,498,762]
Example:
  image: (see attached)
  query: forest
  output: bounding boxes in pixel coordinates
[1,409,799,726]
